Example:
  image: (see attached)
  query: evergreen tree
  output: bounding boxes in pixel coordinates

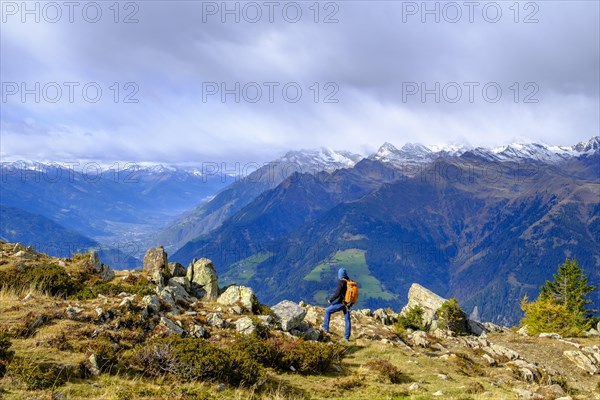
[520,258,597,335]
[539,258,596,318]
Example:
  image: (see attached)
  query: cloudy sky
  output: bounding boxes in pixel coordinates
[1,0,598,163]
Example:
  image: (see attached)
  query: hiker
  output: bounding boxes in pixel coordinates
[321,267,352,340]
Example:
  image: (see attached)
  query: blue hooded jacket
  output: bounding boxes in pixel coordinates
[329,268,350,303]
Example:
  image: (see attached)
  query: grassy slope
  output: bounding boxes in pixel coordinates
[220,252,273,286]
[305,249,397,307]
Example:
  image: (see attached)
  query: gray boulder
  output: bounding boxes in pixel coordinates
[191,325,207,338]
[141,294,161,315]
[158,290,178,313]
[207,312,225,328]
[400,283,447,329]
[168,262,186,277]
[217,285,256,311]
[410,330,430,347]
[235,317,257,335]
[161,280,195,307]
[158,317,185,337]
[482,322,510,333]
[143,246,170,286]
[585,328,600,337]
[271,300,307,331]
[467,319,488,336]
[168,277,190,292]
[517,325,529,336]
[186,258,219,300]
[87,354,101,376]
[65,305,84,319]
[88,251,114,281]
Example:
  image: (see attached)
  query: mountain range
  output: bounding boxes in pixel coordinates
[1,137,598,324]
[171,136,600,325]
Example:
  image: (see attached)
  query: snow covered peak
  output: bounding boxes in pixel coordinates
[371,141,449,165]
[400,143,432,155]
[370,136,598,166]
[572,136,600,153]
[468,136,599,162]
[278,148,363,173]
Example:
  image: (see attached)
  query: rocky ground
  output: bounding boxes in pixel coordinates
[0,242,598,400]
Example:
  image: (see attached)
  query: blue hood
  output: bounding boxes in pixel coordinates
[338,268,349,280]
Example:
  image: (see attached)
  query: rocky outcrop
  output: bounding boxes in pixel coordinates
[186,258,219,300]
[143,246,170,286]
[563,350,599,374]
[168,262,186,277]
[160,280,195,309]
[86,250,114,281]
[217,285,256,311]
[400,283,486,335]
[271,300,307,331]
[401,283,447,329]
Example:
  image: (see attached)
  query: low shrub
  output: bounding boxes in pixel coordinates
[0,333,14,378]
[453,352,483,377]
[0,263,81,297]
[396,305,427,332]
[334,374,363,389]
[276,338,346,374]
[465,381,485,394]
[231,334,280,368]
[128,336,263,386]
[6,358,70,390]
[365,358,404,383]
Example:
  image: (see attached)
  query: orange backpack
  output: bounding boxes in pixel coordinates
[343,279,359,305]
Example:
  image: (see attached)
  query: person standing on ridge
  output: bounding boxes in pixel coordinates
[321,268,352,340]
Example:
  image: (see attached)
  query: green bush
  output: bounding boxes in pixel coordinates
[276,338,346,374]
[232,334,280,368]
[365,359,404,383]
[396,305,427,332]
[232,335,346,375]
[438,298,469,334]
[128,337,263,386]
[0,263,81,297]
[0,333,14,378]
[6,358,70,390]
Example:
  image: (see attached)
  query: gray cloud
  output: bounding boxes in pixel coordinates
[1,1,598,163]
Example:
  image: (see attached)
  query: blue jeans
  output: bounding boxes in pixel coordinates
[322,302,351,340]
